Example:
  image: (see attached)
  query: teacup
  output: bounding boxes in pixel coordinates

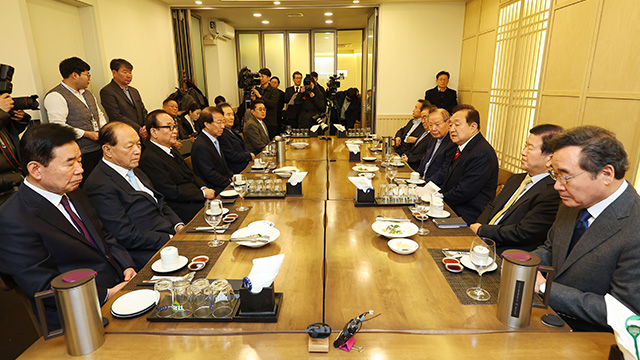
[431,197,444,217]
[254,158,263,167]
[410,172,420,182]
[233,174,245,185]
[160,246,179,269]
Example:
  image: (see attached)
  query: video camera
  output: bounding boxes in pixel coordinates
[303,74,314,92]
[0,64,39,111]
[326,74,343,98]
[237,67,260,93]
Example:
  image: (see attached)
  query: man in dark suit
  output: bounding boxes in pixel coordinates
[394,100,430,155]
[414,108,457,186]
[310,71,326,108]
[100,58,148,140]
[471,124,563,253]
[335,87,361,129]
[84,122,184,269]
[424,71,458,115]
[218,103,254,174]
[0,124,136,329]
[283,71,303,128]
[532,126,640,332]
[139,110,215,223]
[243,100,270,155]
[192,107,233,195]
[441,105,498,224]
[251,68,280,139]
[270,76,286,134]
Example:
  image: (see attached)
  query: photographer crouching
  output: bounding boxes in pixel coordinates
[295,74,325,130]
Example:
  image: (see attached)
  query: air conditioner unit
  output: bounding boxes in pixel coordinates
[208,20,235,40]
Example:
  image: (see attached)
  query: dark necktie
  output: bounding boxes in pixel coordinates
[452,148,460,162]
[567,209,591,255]
[60,195,97,248]
[422,138,438,178]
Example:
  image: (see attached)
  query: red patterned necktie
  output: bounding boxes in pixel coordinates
[60,195,97,248]
[452,148,460,162]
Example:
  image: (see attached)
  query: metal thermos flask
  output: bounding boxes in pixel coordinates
[382,136,393,158]
[34,269,105,355]
[496,250,554,328]
[276,136,286,165]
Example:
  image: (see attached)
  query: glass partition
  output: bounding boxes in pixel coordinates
[263,32,286,84]
[313,31,336,90]
[288,32,310,86]
[238,33,261,71]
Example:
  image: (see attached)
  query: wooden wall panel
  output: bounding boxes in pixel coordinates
[474,30,496,90]
[479,0,499,32]
[588,0,640,94]
[472,91,491,131]
[463,0,482,38]
[459,37,478,90]
[458,90,473,106]
[537,95,581,128]
[542,0,598,92]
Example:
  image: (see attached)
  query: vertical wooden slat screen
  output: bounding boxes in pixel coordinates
[488,0,551,173]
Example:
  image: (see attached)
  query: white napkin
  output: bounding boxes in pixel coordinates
[310,124,320,132]
[288,171,307,186]
[334,124,346,132]
[346,143,360,154]
[417,181,441,197]
[349,176,373,192]
[606,294,639,360]
[245,254,285,294]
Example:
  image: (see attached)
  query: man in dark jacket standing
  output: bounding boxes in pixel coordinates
[251,68,280,139]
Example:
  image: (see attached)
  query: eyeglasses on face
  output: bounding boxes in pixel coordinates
[156,124,178,131]
[548,169,587,184]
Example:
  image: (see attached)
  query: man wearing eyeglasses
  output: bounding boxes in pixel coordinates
[532,126,640,332]
[191,107,233,195]
[44,57,107,182]
[244,100,270,155]
[138,110,215,223]
[470,124,563,253]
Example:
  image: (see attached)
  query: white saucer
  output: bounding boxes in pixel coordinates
[220,190,238,198]
[362,156,377,162]
[251,165,266,170]
[111,289,159,317]
[459,254,498,273]
[151,256,188,273]
[406,179,426,185]
[427,210,450,218]
[387,238,419,255]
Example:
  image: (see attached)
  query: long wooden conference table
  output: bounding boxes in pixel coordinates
[19,137,616,359]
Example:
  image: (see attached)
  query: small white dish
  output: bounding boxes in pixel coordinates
[371,221,419,239]
[219,190,238,198]
[459,254,498,273]
[406,179,426,185]
[387,238,419,255]
[111,289,159,317]
[362,156,376,162]
[230,225,280,248]
[427,210,450,219]
[291,142,309,149]
[352,165,379,173]
[151,256,188,273]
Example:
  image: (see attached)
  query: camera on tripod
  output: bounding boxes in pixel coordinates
[326,74,343,98]
[0,64,39,111]
[237,67,261,94]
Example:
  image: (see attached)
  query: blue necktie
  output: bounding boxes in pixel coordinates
[213,138,221,156]
[567,209,590,255]
[126,170,141,191]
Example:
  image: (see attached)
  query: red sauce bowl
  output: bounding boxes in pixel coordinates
[445,263,463,273]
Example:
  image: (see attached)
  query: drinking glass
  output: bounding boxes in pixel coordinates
[171,279,193,318]
[233,175,249,212]
[154,279,173,318]
[466,238,497,301]
[211,279,235,318]
[416,201,430,236]
[204,199,224,247]
[190,279,213,318]
[386,164,398,184]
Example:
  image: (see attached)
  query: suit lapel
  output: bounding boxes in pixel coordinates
[110,80,135,107]
[501,175,554,221]
[489,173,527,219]
[202,133,230,174]
[99,161,160,208]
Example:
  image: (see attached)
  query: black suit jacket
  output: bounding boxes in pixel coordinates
[258,84,280,129]
[218,127,252,174]
[335,91,361,129]
[192,133,233,195]
[100,80,148,131]
[441,133,498,224]
[0,184,135,329]
[284,86,301,127]
[405,132,432,170]
[177,113,197,138]
[415,133,457,186]
[139,142,206,223]
[84,161,182,269]
[394,119,426,155]
[424,86,458,115]
[476,173,560,253]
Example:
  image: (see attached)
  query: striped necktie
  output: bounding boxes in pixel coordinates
[489,176,532,224]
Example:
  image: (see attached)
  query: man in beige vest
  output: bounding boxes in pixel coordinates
[44,57,107,183]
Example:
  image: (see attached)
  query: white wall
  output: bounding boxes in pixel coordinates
[203,36,239,108]
[376,2,465,116]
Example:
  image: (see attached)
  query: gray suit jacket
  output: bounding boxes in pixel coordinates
[100,80,148,131]
[532,183,640,331]
[243,114,270,155]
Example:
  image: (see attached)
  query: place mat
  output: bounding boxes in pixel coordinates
[402,206,474,236]
[124,240,227,292]
[428,248,502,305]
[184,206,252,234]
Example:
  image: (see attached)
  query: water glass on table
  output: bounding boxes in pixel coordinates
[416,200,430,236]
[466,238,497,301]
[233,175,249,212]
[205,199,224,247]
[190,279,213,318]
[171,279,193,318]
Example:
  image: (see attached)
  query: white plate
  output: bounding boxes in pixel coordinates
[151,256,188,273]
[459,254,498,273]
[387,238,419,255]
[291,142,309,149]
[275,166,300,172]
[406,179,426,185]
[231,225,280,248]
[371,221,419,239]
[427,210,450,218]
[111,289,159,317]
[251,165,266,170]
[352,165,379,173]
[362,156,377,162]
[390,162,405,167]
[220,190,238,197]
[249,220,274,227]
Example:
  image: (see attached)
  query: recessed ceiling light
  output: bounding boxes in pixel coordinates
[325,32,332,35]
[273,1,280,4]
[324,12,333,16]
[253,13,262,17]
[195,0,202,4]
[262,20,270,24]
[325,20,333,24]
[353,0,360,3]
